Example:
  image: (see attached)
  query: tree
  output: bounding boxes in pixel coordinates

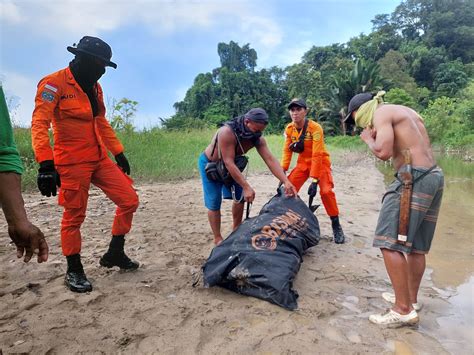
[217,41,257,72]
[423,0,474,62]
[170,43,291,132]
[378,50,418,98]
[433,60,469,97]
[399,42,447,89]
[385,88,417,108]
[302,43,349,70]
[347,27,401,62]
[174,73,217,120]
[285,63,323,112]
[324,59,391,134]
[392,0,433,40]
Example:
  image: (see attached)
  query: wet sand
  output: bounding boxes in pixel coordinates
[0,152,454,354]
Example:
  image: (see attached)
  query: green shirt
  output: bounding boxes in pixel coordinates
[0,85,23,174]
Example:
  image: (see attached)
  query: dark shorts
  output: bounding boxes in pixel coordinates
[198,152,243,211]
[373,166,444,254]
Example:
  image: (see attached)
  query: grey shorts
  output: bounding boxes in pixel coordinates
[373,166,444,254]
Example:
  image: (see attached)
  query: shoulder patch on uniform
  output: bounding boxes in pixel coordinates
[41,91,55,102]
[44,83,58,93]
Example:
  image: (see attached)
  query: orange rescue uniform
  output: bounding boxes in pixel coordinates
[281,120,339,217]
[31,67,139,256]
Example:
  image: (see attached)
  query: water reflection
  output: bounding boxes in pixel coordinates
[435,276,474,354]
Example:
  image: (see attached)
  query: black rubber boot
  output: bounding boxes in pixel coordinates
[65,254,93,293]
[99,235,139,270]
[331,216,345,244]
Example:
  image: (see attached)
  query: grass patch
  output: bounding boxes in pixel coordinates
[13,128,368,189]
[14,128,470,191]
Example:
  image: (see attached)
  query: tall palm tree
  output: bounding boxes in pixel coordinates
[321,59,391,134]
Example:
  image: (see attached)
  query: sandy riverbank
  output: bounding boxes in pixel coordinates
[0,151,451,354]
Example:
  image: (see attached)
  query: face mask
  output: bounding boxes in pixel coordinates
[70,55,106,88]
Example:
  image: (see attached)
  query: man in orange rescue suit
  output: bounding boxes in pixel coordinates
[31,36,139,293]
[281,98,345,244]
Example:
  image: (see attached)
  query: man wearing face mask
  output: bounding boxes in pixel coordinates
[31,36,140,293]
[281,98,345,244]
[199,108,297,245]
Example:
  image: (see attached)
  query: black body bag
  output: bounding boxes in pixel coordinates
[289,119,308,153]
[202,189,320,310]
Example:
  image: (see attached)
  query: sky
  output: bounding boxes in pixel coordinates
[1,0,401,129]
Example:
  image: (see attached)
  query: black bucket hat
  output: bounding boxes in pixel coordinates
[287,98,307,110]
[67,36,117,69]
[344,92,373,123]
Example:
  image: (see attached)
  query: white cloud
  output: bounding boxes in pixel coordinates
[2,71,37,127]
[273,40,314,67]
[4,0,280,45]
[0,1,24,24]
[239,16,282,49]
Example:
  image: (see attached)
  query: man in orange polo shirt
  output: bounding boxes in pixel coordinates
[281,98,345,244]
[31,36,139,293]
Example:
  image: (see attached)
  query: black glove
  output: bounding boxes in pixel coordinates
[308,180,318,197]
[37,160,61,197]
[115,152,130,175]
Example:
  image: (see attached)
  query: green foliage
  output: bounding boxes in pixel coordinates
[285,63,324,112]
[423,0,474,62]
[302,44,350,70]
[433,60,469,97]
[399,42,447,89]
[385,88,417,108]
[347,9,403,62]
[422,82,474,147]
[114,129,214,181]
[108,97,137,132]
[378,50,418,97]
[162,0,472,145]
[323,59,391,134]
[217,41,257,72]
[171,42,290,133]
[160,115,211,130]
[12,128,37,190]
[423,96,457,142]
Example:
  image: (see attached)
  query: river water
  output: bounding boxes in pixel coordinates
[378,154,474,354]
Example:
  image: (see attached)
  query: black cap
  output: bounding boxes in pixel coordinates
[244,108,269,124]
[344,92,373,123]
[67,36,117,69]
[287,98,307,109]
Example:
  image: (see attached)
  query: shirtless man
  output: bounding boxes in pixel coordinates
[345,91,444,327]
[198,108,297,245]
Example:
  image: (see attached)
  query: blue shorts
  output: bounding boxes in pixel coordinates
[198,152,243,211]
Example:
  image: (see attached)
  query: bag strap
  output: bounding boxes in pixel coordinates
[233,131,246,156]
[216,126,247,159]
[211,134,218,157]
[395,164,437,191]
[300,119,308,142]
[294,119,308,144]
